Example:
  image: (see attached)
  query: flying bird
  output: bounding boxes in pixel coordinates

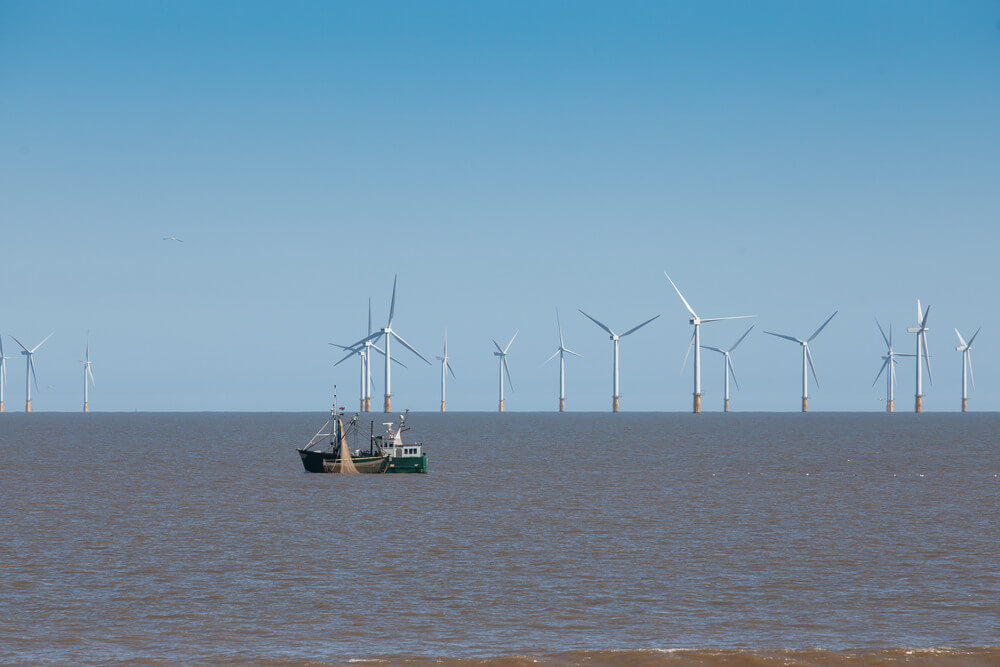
[162,236,183,243]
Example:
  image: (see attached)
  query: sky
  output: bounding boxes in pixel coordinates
[1,0,999,412]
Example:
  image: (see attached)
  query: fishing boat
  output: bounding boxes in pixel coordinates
[296,400,427,474]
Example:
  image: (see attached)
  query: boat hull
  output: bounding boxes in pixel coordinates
[297,449,427,474]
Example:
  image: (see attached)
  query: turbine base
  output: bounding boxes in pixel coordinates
[26,399,31,413]
[915,395,922,413]
[962,397,967,413]
[384,395,391,413]
[801,396,808,413]
[724,398,730,413]
[498,399,504,413]
[441,400,446,413]
[0,400,4,413]
[365,397,371,412]
[612,396,620,413]
[693,393,701,414]
[360,398,365,412]
[83,402,88,413]
[887,399,894,413]
[559,398,565,413]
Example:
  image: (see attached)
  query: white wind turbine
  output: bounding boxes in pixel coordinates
[955,327,980,413]
[378,275,430,412]
[12,332,54,413]
[543,309,582,412]
[81,333,96,413]
[332,302,406,412]
[664,272,754,413]
[764,312,837,412]
[579,310,659,412]
[493,331,517,413]
[873,320,913,413]
[0,335,9,413]
[907,300,932,413]
[700,325,754,412]
[436,330,455,412]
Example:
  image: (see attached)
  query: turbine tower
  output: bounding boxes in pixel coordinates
[376,275,431,412]
[955,327,980,413]
[700,325,754,412]
[12,333,53,413]
[332,336,405,411]
[81,333,96,413]
[664,272,754,413]
[435,330,455,412]
[873,320,913,413]
[579,309,659,413]
[543,309,581,412]
[493,331,517,412]
[907,300,932,413]
[764,312,837,412]
[0,335,8,413]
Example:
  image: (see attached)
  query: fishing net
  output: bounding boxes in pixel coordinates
[332,417,358,474]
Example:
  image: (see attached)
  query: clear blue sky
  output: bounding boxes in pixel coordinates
[2,1,998,412]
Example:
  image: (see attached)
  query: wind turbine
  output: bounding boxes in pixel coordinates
[873,320,913,413]
[764,312,837,412]
[544,308,581,412]
[664,272,754,413]
[378,275,430,412]
[579,309,659,412]
[0,335,9,413]
[332,311,406,412]
[493,331,517,412]
[81,333,96,412]
[907,300,932,413]
[435,330,455,412]
[700,325,754,412]
[12,333,53,413]
[955,327,981,413]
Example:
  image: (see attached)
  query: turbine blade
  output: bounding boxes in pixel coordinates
[806,347,820,386]
[392,331,431,364]
[333,350,356,367]
[764,331,802,344]
[699,315,755,323]
[368,298,373,336]
[663,271,698,319]
[967,327,981,348]
[543,350,560,365]
[917,299,923,324]
[447,360,456,379]
[391,356,407,369]
[0,335,4,357]
[728,356,741,391]
[921,303,930,328]
[564,348,583,358]
[621,314,660,337]
[503,356,513,390]
[873,357,889,387]
[807,311,838,342]
[556,308,564,347]
[700,345,725,354]
[729,325,755,352]
[492,339,504,354]
[387,274,398,326]
[922,332,932,384]
[579,310,614,337]
[88,365,96,387]
[31,332,55,353]
[876,318,890,349]
[504,330,518,354]
[30,357,38,391]
[680,330,695,376]
[11,336,29,353]
[889,323,893,347]
[967,350,975,390]
[954,328,967,348]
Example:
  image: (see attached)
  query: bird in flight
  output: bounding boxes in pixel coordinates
[162,236,183,242]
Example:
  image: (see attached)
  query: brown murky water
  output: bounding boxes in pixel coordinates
[1,412,998,663]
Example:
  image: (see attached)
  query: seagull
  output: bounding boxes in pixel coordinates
[162,236,183,242]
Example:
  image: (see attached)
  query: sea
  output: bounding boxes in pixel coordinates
[1,412,998,665]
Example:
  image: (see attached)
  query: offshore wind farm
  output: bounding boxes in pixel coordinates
[3,2,1000,664]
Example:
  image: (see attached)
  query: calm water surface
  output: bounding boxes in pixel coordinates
[1,412,998,663]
